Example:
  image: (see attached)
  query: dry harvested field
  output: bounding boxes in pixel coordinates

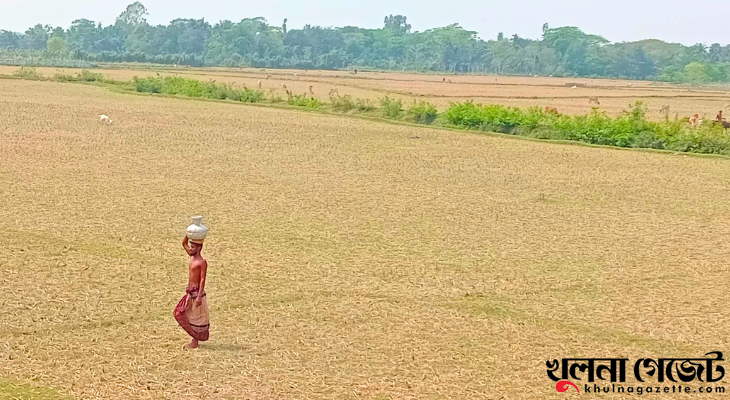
[2,78,730,399]
[3,65,730,120]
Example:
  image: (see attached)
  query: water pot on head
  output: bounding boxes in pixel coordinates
[187,216,208,244]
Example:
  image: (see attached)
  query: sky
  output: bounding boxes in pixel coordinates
[0,0,724,46]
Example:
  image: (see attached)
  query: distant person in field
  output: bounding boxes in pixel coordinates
[717,110,725,122]
[174,236,209,349]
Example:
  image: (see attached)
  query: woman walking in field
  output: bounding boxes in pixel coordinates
[174,221,210,349]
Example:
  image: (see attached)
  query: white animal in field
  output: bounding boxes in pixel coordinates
[588,96,600,105]
[571,85,578,89]
[257,80,262,89]
[99,115,112,124]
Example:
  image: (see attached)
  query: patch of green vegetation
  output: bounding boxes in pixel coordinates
[0,380,72,400]
[452,292,529,320]
[355,98,375,112]
[12,67,41,79]
[329,95,376,112]
[444,101,730,154]
[133,76,264,103]
[451,293,696,354]
[52,73,76,82]
[53,69,106,83]
[286,93,322,108]
[330,94,356,111]
[77,69,105,82]
[407,101,438,124]
[379,96,402,119]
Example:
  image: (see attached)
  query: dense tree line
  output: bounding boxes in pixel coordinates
[2,2,730,83]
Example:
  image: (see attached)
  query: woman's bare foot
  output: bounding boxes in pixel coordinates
[185,339,199,349]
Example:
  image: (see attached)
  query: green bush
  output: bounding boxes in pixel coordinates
[133,76,163,93]
[13,67,41,79]
[443,101,487,128]
[160,76,206,97]
[407,101,438,124]
[53,73,76,82]
[443,100,730,154]
[328,95,373,112]
[237,87,265,103]
[287,93,321,108]
[661,122,730,154]
[77,69,105,82]
[132,76,264,103]
[330,94,356,111]
[356,98,375,111]
[380,96,402,118]
[443,101,527,131]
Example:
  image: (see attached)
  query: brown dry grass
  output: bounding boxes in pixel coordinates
[1,79,730,399]
[4,65,730,120]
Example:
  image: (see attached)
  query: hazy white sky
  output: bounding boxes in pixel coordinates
[0,0,722,45]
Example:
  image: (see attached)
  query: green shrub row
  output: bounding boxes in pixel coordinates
[12,67,41,79]
[380,96,403,119]
[407,101,438,124]
[443,101,730,154]
[329,94,374,112]
[54,69,106,83]
[133,76,264,103]
[286,92,322,108]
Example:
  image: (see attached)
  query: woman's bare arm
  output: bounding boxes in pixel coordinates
[182,236,191,254]
[196,260,208,305]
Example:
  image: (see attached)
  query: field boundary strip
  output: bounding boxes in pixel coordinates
[4,70,730,159]
[104,83,730,160]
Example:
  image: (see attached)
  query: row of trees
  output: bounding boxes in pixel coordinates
[2,2,730,82]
